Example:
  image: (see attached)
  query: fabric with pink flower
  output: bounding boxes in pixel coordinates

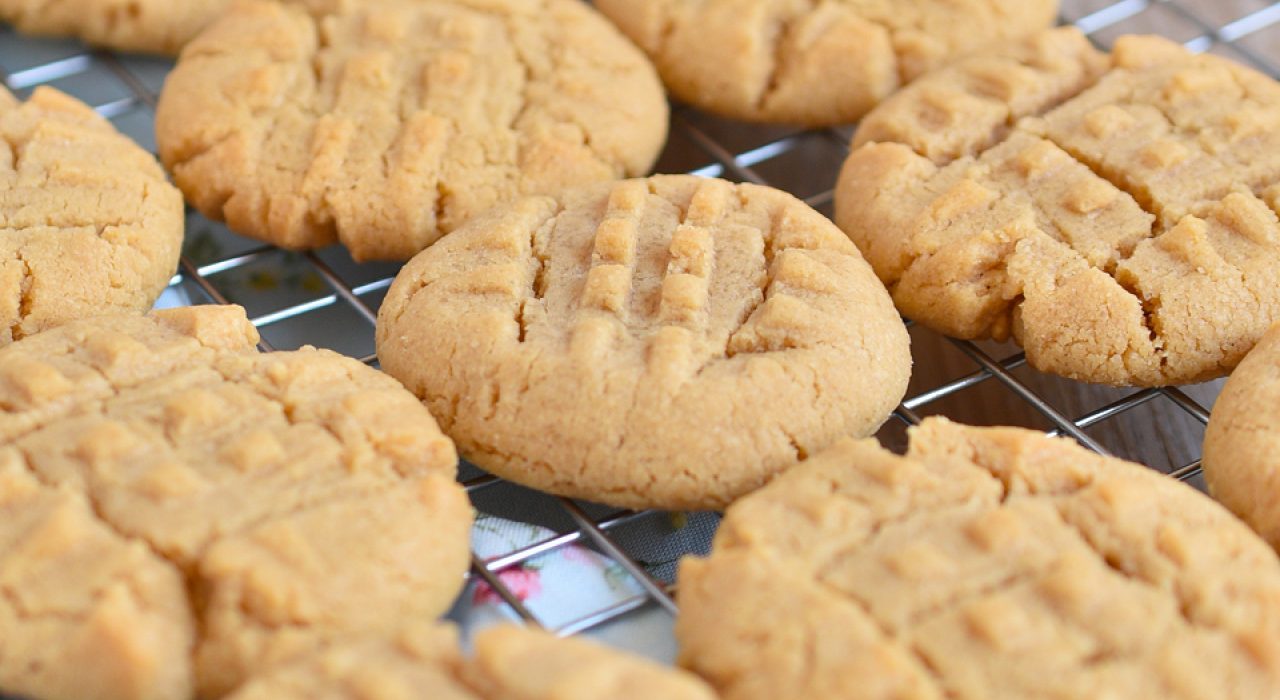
[458,514,646,631]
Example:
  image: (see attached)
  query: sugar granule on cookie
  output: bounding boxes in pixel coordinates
[678,417,1280,699]
[156,0,668,262]
[836,28,1280,386]
[0,305,471,700]
[377,175,911,511]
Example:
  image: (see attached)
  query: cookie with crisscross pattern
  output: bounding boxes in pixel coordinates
[0,86,182,346]
[377,175,910,510]
[156,0,668,261]
[836,28,1280,386]
[679,418,1280,699]
[596,0,1057,126]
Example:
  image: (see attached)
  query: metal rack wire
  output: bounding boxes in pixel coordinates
[2,0,1278,651]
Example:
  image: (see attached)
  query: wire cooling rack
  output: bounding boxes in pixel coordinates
[3,0,1280,662]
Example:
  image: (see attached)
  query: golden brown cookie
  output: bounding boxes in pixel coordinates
[835,29,1280,386]
[0,305,471,699]
[228,624,717,700]
[0,462,194,700]
[0,0,227,54]
[376,175,911,511]
[0,0,357,55]
[227,624,475,700]
[595,0,1057,126]
[155,0,668,262]
[1204,323,1280,551]
[0,86,183,346]
[678,418,1280,699]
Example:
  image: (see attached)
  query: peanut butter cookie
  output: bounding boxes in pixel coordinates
[836,29,1280,386]
[156,0,668,261]
[0,0,227,54]
[1205,323,1280,552]
[0,0,357,55]
[0,305,471,699]
[229,624,717,700]
[0,86,182,346]
[377,175,911,511]
[679,418,1280,699]
[0,462,194,700]
[596,0,1057,126]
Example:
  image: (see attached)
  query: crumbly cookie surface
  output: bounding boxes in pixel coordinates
[595,0,1057,126]
[836,29,1280,386]
[376,175,910,511]
[156,0,668,262]
[0,86,183,346]
[678,418,1280,699]
[0,0,228,54]
[0,464,195,700]
[0,305,470,699]
[0,0,366,55]
[228,624,717,700]
[1204,324,1280,551]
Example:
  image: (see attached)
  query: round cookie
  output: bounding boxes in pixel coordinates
[595,0,1057,126]
[835,29,1280,386]
[0,86,183,345]
[1204,323,1280,551]
[0,305,471,699]
[156,0,669,262]
[678,417,1280,699]
[229,624,717,700]
[376,175,911,511]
